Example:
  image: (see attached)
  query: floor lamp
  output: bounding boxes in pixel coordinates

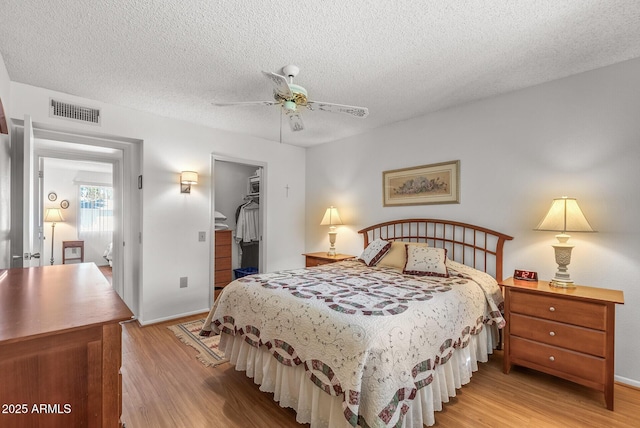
[44,208,65,265]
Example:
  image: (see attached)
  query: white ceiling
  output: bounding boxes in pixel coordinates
[1,1,639,147]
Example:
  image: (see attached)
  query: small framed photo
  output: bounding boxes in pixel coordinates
[383,160,460,206]
[60,200,70,209]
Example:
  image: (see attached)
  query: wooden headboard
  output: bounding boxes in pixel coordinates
[358,219,513,281]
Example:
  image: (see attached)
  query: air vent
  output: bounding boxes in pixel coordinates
[50,99,101,125]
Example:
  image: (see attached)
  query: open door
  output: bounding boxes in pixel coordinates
[9,115,43,268]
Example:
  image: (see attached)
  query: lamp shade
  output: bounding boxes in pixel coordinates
[44,208,65,223]
[320,206,343,226]
[180,171,198,184]
[535,197,594,233]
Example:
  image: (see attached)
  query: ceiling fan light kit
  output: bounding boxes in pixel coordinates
[213,64,369,137]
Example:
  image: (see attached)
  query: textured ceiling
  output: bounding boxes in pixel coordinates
[1,1,640,147]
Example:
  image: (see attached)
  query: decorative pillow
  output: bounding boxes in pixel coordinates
[403,245,449,277]
[378,241,428,270]
[358,239,392,266]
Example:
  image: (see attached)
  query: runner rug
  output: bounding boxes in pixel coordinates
[168,319,228,367]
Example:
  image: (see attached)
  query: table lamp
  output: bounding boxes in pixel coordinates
[320,206,343,256]
[535,196,594,287]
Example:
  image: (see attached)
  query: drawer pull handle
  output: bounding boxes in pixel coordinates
[549,306,556,312]
[549,331,556,337]
[549,356,555,362]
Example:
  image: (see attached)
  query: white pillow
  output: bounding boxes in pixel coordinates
[378,241,428,270]
[358,239,392,266]
[403,245,449,277]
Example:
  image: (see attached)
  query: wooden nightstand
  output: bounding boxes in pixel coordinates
[501,277,624,410]
[303,252,355,267]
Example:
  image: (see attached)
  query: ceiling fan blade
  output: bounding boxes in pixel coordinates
[287,111,304,132]
[306,100,369,118]
[212,100,278,107]
[262,71,293,99]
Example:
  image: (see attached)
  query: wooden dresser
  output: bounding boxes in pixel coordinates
[0,263,133,427]
[303,252,355,267]
[501,277,624,410]
[214,229,232,290]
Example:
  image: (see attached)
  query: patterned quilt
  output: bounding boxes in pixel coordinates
[200,259,504,428]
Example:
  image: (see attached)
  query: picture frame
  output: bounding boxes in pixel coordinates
[382,160,460,206]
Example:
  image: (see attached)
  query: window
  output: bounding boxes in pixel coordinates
[79,185,114,233]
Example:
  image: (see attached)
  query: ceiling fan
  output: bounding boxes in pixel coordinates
[212,65,369,134]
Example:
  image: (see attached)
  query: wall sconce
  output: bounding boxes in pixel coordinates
[180,171,198,194]
[320,206,343,256]
[534,196,595,287]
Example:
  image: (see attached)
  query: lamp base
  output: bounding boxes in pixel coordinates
[550,242,575,288]
[327,230,338,257]
[550,279,576,288]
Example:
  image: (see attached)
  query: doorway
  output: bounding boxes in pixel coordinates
[41,156,115,278]
[9,118,141,315]
[210,154,266,305]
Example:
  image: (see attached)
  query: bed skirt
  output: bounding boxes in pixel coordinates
[219,325,499,427]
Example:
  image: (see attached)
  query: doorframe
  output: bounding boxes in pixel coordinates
[10,118,142,315]
[210,153,267,306]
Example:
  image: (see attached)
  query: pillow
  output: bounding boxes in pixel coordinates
[403,245,449,277]
[378,241,428,270]
[358,239,392,266]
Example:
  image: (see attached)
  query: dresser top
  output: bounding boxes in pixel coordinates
[0,263,133,343]
[500,277,624,304]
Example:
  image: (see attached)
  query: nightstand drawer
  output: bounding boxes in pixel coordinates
[509,290,606,330]
[510,337,605,385]
[510,313,607,357]
[306,257,333,267]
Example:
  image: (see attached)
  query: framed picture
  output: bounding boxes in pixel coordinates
[382,160,460,206]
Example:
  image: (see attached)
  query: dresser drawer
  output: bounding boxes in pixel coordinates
[215,230,232,246]
[215,269,232,287]
[509,290,607,330]
[510,313,607,357]
[510,336,605,385]
[215,256,231,271]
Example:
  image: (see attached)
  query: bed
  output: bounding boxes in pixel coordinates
[201,219,513,427]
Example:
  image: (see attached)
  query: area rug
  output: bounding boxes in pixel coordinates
[168,319,228,367]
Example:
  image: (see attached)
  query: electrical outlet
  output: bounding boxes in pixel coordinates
[198,231,206,242]
[180,277,188,288]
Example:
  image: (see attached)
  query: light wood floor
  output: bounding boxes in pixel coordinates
[121,314,639,428]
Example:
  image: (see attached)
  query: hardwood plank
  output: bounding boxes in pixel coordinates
[121,314,640,428]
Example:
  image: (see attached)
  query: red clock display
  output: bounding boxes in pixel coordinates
[514,269,538,281]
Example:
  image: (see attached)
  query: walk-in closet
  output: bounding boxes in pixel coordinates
[212,159,263,296]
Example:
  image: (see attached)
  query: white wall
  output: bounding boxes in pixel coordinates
[0,52,11,268]
[9,82,306,324]
[306,58,640,385]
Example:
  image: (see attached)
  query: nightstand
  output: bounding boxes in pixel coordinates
[501,277,624,410]
[303,252,355,267]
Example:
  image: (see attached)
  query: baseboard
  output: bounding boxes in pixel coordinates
[615,375,640,389]
[138,308,210,326]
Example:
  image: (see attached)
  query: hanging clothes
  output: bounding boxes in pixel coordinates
[235,200,260,243]
[235,199,260,269]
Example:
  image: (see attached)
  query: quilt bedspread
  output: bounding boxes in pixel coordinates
[201,259,504,428]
